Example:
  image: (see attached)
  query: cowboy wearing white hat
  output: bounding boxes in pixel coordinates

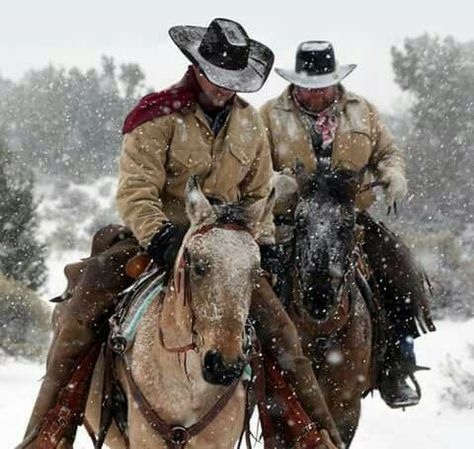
[261,40,435,410]
[275,40,357,89]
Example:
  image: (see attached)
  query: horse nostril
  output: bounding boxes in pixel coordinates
[203,350,245,386]
[204,350,220,371]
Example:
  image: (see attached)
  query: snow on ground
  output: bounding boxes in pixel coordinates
[1,319,473,448]
[351,319,474,449]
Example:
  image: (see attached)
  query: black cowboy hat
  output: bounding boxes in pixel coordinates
[169,18,274,93]
[275,41,357,89]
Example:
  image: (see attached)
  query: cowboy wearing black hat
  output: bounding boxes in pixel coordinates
[18,21,343,449]
[261,41,435,409]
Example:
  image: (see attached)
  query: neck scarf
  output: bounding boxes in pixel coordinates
[293,89,339,150]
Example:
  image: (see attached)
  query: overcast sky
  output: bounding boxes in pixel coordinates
[0,0,472,112]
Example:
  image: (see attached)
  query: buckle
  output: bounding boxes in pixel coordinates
[171,426,189,446]
[109,334,127,354]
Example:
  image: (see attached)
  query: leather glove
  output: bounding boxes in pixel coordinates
[147,223,186,271]
[259,244,283,278]
[380,168,408,205]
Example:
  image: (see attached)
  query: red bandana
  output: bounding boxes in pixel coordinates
[313,108,338,149]
[122,66,199,135]
[293,90,339,150]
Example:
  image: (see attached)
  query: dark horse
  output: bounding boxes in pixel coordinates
[284,165,378,447]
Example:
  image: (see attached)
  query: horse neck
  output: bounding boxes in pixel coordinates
[131,280,196,381]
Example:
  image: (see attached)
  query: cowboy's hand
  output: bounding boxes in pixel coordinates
[380,169,408,205]
[147,222,186,271]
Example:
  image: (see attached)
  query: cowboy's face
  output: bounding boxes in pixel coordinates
[193,65,235,108]
[294,85,339,112]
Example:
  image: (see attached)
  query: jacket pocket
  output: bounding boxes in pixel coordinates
[334,130,372,171]
[228,143,254,167]
[167,142,212,178]
[216,143,254,190]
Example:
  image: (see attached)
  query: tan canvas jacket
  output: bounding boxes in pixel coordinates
[260,86,406,214]
[117,96,275,246]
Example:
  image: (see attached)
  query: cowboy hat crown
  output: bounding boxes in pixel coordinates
[169,18,274,92]
[276,40,356,89]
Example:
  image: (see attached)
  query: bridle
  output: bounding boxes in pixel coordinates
[158,221,252,354]
[120,221,254,449]
[292,206,360,336]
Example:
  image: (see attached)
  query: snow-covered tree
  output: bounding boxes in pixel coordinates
[0,137,47,291]
[0,57,147,181]
[391,34,474,226]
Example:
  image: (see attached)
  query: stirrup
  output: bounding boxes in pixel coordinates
[379,373,421,409]
[414,364,430,372]
[408,372,422,400]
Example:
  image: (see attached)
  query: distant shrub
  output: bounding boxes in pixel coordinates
[0,274,50,360]
[402,230,474,318]
[38,176,119,253]
[440,345,474,410]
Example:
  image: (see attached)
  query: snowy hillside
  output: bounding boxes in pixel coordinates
[34,176,119,299]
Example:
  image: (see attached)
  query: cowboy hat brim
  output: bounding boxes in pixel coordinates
[169,25,274,93]
[275,64,357,89]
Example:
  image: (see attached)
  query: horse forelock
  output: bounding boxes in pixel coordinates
[304,169,359,205]
[214,203,251,231]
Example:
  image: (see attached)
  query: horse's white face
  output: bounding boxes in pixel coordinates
[182,176,267,385]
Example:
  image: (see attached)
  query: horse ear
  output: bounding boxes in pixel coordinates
[243,190,275,234]
[185,175,214,225]
[294,159,309,190]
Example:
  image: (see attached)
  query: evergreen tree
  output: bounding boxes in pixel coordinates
[1,57,147,181]
[0,138,47,291]
[391,34,474,226]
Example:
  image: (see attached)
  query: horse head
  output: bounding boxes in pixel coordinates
[293,163,360,321]
[172,176,266,386]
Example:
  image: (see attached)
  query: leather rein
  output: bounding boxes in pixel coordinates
[123,363,240,449]
[119,222,251,449]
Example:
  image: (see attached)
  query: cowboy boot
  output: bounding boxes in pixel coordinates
[251,276,343,449]
[378,337,421,409]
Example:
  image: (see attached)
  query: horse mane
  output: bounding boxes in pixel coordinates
[304,168,361,204]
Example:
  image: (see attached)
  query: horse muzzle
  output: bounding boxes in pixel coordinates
[202,350,245,386]
[302,286,339,321]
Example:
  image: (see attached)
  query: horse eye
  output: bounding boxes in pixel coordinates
[193,259,208,276]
